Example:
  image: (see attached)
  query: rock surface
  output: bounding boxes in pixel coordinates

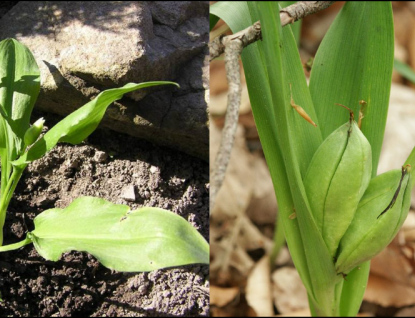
[0,1,209,159]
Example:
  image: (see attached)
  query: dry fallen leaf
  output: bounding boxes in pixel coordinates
[210,119,274,285]
[210,286,240,307]
[246,153,278,226]
[395,305,415,317]
[370,240,415,289]
[378,83,415,207]
[210,121,253,220]
[275,308,311,317]
[364,274,415,308]
[272,267,309,315]
[246,255,274,317]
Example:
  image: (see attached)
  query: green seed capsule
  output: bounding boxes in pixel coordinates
[303,117,372,258]
[24,117,45,147]
[335,166,411,274]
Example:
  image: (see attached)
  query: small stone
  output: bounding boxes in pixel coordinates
[121,185,136,202]
[150,166,158,174]
[93,151,108,163]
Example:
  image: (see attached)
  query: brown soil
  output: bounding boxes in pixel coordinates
[0,109,209,317]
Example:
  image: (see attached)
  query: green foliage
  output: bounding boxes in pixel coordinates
[0,39,40,198]
[18,197,208,271]
[394,58,415,84]
[211,1,413,316]
[0,38,208,272]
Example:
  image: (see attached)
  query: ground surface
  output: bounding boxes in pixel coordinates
[0,109,209,317]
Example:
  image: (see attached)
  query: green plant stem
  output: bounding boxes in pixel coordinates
[0,236,32,252]
[270,212,285,267]
[0,164,26,245]
[308,279,343,317]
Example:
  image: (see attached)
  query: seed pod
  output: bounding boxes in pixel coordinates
[335,166,411,274]
[303,115,372,258]
[24,117,45,147]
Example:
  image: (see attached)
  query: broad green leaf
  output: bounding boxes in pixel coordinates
[280,1,302,45]
[309,2,394,177]
[309,2,393,314]
[210,4,337,312]
[257,3,339,315]
[13,81,178,168]
[28,196,209,272]
[0,38,40,192]
[210,1,314,294]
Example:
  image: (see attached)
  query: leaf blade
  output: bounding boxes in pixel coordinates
[30,196,208,272]
[309,2,394,177]
[0,38,40,191]
[13,81,178,167]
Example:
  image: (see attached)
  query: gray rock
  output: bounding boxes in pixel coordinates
[93,150,108,163]
[120,185,136,202]
[0,1,208,159]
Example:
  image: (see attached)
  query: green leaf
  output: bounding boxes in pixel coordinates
[394,58,415,84]
[280,1,302,45]
[211,1,315,294]
[210,13,220,31]
[309,2,394,177]
[0,38,40,191]
[257,3,340,315]
[309,2,394,314]
[211,4,338,313]
[28,196,208,272]
[13,81,178,168]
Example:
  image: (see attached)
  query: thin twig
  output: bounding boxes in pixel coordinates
[209,1,335,61]
[210,38,243,210]
[210,1,335,211]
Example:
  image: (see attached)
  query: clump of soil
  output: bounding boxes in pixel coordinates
[0,110,209,316]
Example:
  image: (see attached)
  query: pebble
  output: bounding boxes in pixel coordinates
[120,185,136,202]
[93,151,108,163]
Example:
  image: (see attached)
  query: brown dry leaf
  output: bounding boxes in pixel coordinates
[274,246,293,267]
[210,286,240,307]
[272,267,309,315]
[370,239,415,289]
[275,308,311,317]
[395,305,415,317]
[210,82,251,117]
[393,3,413,49]
[369,212,415,291]
[378,83,415,207]
[238,216,274,252]
[246,255,274,317]
[364,274,415,308]
[210,118,274,285]
[210,121,253,219]
[246,153,278,226]
[407,8,415,81]
[210,239,255,285]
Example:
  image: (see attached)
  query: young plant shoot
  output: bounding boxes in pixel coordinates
[0,38,209,272]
